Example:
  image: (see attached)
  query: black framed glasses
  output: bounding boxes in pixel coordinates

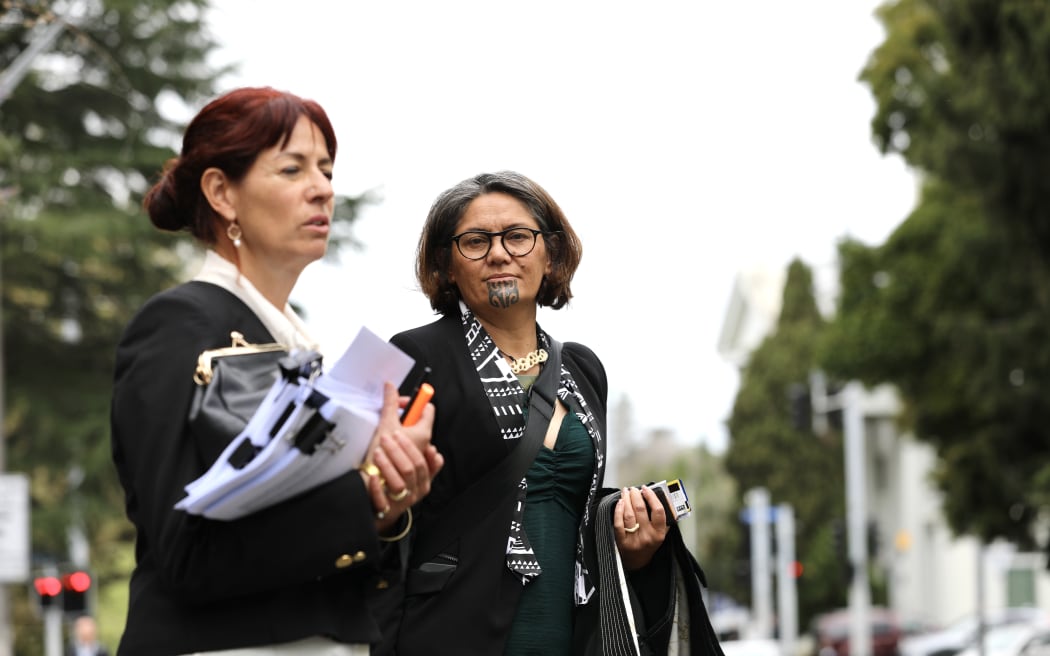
[450,227,549,260]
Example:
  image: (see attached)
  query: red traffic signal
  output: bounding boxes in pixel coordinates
[33,576,62,607]
[62,570,91,613]
[64,571,91,593]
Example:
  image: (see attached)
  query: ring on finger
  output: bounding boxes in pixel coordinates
[376,505,390,520]
[363,462,385,487]
[387,487,410,502]
[624,523,640,534]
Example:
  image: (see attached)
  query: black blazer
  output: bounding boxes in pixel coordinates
[385,314,609,655]
[110,281,390,655]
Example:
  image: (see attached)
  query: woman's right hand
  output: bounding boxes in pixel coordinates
[361,382,443,535]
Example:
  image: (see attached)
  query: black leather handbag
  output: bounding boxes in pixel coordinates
[187,331,291,447]
[582,490,725,656]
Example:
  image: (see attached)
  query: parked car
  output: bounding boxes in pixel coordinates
[722,638,784,656]
[814,607,902,656]
[1019,628,1050,656]
[711,603,752,641]
[954,622,1050,656]
[899,608,1049,656]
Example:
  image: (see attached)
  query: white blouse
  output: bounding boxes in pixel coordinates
[193,250,319,351]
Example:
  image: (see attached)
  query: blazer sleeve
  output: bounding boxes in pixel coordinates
[111,287,382,602]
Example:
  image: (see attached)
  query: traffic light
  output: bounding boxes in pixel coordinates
[734,523,752,596]
[791,560,804,578]
[830,518,854,582]
[832,518,846,560]
[33,575,62,609]
[787,383,811,431]
[867,520,881,559]
[61,570,91,614]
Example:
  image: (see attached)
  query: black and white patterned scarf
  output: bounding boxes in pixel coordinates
[459,304,603,605]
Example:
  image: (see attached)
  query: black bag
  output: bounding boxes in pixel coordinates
[580,489,726,656]
[187,331,290,447]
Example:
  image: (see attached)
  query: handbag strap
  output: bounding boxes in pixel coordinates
[595,491,643,656]
[411,338,563,565]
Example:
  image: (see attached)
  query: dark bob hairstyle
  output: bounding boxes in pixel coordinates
[143,86,337,244]
[416,171,583,316]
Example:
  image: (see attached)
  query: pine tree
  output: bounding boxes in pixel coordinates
[725,259,846,626]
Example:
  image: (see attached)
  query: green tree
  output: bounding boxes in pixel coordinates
[1,4,220,648]
[1,1,367,649]
[816,0,1050,548]
[863,0,1050,256]
[821,182,1050,548]
[725,259,846,626]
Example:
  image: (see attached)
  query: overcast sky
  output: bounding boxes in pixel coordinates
[203,0,918,455]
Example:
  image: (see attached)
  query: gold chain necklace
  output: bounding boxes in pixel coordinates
[503,348,548,374]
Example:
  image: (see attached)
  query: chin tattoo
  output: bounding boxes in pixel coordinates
[488,280,520,308]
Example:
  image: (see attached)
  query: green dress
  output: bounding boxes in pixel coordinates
[504,408,595,655]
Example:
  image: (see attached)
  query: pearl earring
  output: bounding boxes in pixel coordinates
[226,222,242,248]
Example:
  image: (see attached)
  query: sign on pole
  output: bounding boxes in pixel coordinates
[0,473,30,583]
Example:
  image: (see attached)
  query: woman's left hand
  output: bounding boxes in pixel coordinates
[361,382,443,535]
[614,485,671,571]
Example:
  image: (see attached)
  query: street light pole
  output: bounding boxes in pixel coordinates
[776,503,799,655]
[746,487,774,639]
[843,382,872,656]
[810,373,872,656]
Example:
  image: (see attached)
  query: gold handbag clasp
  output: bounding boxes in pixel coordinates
[194,331,287,385]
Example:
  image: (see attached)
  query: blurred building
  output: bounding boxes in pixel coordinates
[717,265,1050,628]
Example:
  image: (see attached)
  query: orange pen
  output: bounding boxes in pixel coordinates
[401,382,434,426]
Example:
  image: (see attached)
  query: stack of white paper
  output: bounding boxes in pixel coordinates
[176,326,415,520]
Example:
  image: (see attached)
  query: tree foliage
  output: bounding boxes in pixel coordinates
[3,0,221,576]
[862,0,1050,256]
[822,182,1050,547]
[817,0,1050,547]
[725,259,847,624]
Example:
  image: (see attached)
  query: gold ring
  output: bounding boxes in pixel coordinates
[376,506,389,520]
[363,462,380,477]
[624,523,640,534]
[387,487,410,502]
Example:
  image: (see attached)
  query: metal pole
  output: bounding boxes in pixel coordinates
[776,503,798,655]
[976,544,986,656]
[40,565,61,656]
[44,606,62,656]
[0,105,8,656]
[747,487,774,639]
[0,17,67,107]
[843,383,872,656]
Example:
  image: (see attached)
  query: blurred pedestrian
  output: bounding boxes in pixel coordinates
[67,615,109,656]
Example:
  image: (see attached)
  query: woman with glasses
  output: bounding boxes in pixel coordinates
[377,171,677,655]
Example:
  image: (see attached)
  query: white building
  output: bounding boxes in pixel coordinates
[717,265,1050,629]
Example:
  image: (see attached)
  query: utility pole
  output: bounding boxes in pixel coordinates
[746,487,774,639]
[775,503,798,655]
[842,383,872,656]
[811,373,872,656]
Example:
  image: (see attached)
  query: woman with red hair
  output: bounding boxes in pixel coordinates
[110,87,443,656]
